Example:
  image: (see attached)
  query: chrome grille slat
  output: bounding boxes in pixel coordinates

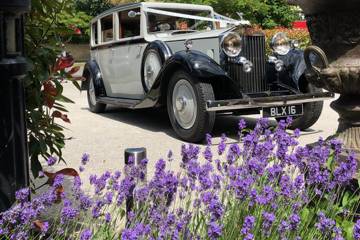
[228,35,267,93]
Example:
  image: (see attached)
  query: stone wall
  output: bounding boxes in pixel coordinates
[64,43,90,63]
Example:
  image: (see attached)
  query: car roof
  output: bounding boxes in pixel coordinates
[92,2,214,23]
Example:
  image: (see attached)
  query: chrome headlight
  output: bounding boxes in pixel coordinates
[221,32,242,58]
[271,32,291,56]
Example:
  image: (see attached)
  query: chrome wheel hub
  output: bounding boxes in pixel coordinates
[175,97,187,111]
[172,79,197,130]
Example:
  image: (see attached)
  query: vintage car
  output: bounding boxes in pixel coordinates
[82,2,334,142]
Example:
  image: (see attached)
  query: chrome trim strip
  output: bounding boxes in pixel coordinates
[206,92,335,112]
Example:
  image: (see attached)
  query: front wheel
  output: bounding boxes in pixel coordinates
[276,83,324,130]
[167,71,215,142]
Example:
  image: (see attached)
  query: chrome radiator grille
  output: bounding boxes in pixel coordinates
[228,35,268,93]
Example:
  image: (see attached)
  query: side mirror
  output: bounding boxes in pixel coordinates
[128,10,140,18]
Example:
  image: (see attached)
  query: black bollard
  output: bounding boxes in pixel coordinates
[124,147,147,226]
[0,0,30,212]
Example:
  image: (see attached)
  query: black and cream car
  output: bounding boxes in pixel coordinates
[82,2,333,142]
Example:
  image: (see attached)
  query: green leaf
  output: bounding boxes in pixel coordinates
[342,191,350,206]
[56,94,75,103]
[341,220,354,239]
[30,155,43,178]
[71,79,82,91]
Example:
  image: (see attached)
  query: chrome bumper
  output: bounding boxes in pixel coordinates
[206,92,335,112]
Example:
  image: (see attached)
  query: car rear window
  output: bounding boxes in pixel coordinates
[101,14,114,43]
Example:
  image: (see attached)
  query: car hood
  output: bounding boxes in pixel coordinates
[144,28,232,42]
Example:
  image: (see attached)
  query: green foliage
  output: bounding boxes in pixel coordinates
[25,0,81,178]
[164,0,299,29]
[74,0,113,17]
[58,10,92,43]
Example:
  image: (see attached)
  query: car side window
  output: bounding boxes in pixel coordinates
[100,14,114,43]
[118,8,141,39]
[91,22,98,45]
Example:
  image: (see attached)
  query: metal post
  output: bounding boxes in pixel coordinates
[124,147,147,225]
[0,1,30,212]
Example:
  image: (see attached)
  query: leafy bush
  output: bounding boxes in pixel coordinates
[1,118,359,239]
[263,27,311,51]
[74,0,113,17]
[163,0,300,29]
[25,0,82,177]
[58,11,92,44]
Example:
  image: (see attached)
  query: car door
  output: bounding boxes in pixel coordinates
[96,14,116,97]
[108,8,147,99]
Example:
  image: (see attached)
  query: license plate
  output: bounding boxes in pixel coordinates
[263,104,303,118]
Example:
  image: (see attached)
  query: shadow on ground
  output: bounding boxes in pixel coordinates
[86,106,322,143]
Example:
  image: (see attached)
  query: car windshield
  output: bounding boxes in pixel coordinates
[146,8,237,34]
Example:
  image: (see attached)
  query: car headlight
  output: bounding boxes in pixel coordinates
[221,32,242,58]
[271,32,291,56]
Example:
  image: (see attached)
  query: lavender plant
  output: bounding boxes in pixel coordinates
[1,118,359,240]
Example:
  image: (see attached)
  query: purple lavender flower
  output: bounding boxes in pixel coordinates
[80,229,92,240]
[203,146,213,162]
[227,144,241,165]
[207,222,222,239]
[244,233,254,240]
[181,144,200,166]
[53,174,64,187]
[218,134,227,155]
[81,153,90,165]
[41,221,49,233]
[315,212,335,234]
[15,188,30,203]
[79,165,85,172]
[105,212,111,223]
[206,133,212,146]
[46,156,57,166]
[105,192,113,204]
[238,119,246,131]
[289,213,301,231]
[278,220,290,236]
[333,152,358,184]
[354,219,360,240]
[262,211,275,236]
[61,204,78,223]
[294,128,301,138]
[241,216,255,235]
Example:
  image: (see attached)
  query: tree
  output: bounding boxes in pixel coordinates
[74,0,113,17]
[163,0,299,29]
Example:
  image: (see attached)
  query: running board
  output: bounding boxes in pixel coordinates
[97,97,141,108]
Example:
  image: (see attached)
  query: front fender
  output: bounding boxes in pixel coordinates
[277,49,307,86]
[81,60,106,96]
[165,50,229,79]
[135,50,235,109]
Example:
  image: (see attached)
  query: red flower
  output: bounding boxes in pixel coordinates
[43,81,57,108]
[74,28,82,35]
[54,53,74,72]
